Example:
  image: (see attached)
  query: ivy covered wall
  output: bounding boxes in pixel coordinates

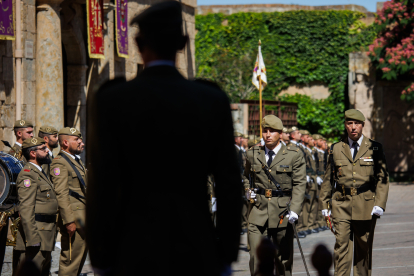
[195,11,377,140]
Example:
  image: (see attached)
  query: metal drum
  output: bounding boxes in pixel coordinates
[0,152,23,211]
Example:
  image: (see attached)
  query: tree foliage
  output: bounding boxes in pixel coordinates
[196,11,376,140]
[368,0,414,100]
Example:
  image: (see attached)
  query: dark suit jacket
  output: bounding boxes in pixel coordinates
[86,66,241,276]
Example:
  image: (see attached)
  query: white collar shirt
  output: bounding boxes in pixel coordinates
[348,135,364,158]
[29,162,43,172]
[48,150,53,157]
[62,150,76,160]
[15,142,22,147]
[264,143,282,164]
[289,140,298,145]
[317,148,325,154]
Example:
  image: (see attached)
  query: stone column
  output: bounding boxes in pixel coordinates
[35,0,64,132]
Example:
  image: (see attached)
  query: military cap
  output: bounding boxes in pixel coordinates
[39,126,58,135]
[287,126,298,133]
[243,134,249,139]
[299,130,310,135]
[345,109,365,122]
[282,127,288,133]
[59,127,82,138]
[312,134,322,140]
[248,139,256,148]
[262,115,283,130]
[22,137,46,149]
[14,120,33,129]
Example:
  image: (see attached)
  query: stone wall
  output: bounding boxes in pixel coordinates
[372,81,414,173]
[0,0,196,154]
[0,0,37,150]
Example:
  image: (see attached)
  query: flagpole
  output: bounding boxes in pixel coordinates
[258,40,262,138]
[259,74,262,138]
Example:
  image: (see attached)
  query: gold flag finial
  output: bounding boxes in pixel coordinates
[259,40,261,46]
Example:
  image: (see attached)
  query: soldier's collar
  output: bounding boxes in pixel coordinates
[15,142,22,147]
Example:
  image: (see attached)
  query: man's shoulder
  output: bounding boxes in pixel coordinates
[285,144,301,153]
[367,137,383,148]
[51,155,66,166]
[17,165,36,183]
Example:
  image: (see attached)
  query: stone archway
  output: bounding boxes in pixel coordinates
[60,0,88,148]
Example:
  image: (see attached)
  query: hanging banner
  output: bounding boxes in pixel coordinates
[0,0,15,40]
[87,0,104,59]
[115,0,128,58]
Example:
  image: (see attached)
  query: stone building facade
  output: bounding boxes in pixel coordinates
[0,0,196,154]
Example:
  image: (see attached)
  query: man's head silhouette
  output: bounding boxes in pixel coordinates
[131,1,188,64]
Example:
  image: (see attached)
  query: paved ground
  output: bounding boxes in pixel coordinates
[233,183,414,276]
[1,183,413,275]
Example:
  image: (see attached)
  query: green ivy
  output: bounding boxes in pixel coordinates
[196,11,377,141]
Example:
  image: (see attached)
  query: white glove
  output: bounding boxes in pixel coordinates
[316,176,323,185]
[321,209,331,217]
[371,206,383,217]
[211,197,217,212]
[306,175,310,183]
[245,190,257,201]
[30,243,40,247]
[285,211,298,224]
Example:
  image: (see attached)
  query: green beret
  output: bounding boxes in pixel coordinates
[299,130,310,135]
[345,109,365,122]
[262,115,283,131]
[59,127,82,138]
[22,137,46,149]
[14,120,33,129]
[312,134,322,140]
[39,126,58,135]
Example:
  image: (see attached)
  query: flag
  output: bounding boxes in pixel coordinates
[252,43,267,90]
[0,0,15,40]
[87,0,105,59]
[115,0,129,58]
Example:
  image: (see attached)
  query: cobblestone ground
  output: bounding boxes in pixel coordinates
[233,183,414,276]
[1,183,413,275]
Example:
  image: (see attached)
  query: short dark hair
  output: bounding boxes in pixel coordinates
[14,128,24,136]
[38,131,48,139]
[22,146,38,161]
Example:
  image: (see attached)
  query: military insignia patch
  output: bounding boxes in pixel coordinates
[20,120,25,126]
[31,138,37,144]
[24,169,30,172]
[24,179,31,187]
[54,168,60,176]
[70,128,76,134]
[46,127,51,132]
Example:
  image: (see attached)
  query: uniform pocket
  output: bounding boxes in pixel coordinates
[363,190,374,201]
[276,165,292,184]
[277,197,290,208]
[251,164,262,173]
[38,185,52,202]
[36,221,54,231]
[335,160,348,177]
[359,160,374,176]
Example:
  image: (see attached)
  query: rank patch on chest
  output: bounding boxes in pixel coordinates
[24,179,31,187]
[54,168,60,176]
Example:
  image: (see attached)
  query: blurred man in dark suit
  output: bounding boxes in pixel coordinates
[85,2,241,276]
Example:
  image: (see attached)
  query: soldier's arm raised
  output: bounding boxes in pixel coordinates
[290,150,306,215]
[374,144,389,211]
[50,162,75,224]
[17,175,41,246]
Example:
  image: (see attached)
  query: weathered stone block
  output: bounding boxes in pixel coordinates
[4,80,15,105]
[22,81,36,105]
[26,5,37,33]
[23,0,36,7]
[3,57,14,81]
[22,104,36,124]
[4,106,16,127]
[22,58,36,81]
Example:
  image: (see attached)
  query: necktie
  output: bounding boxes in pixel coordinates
[352,141,358,160]
[75,156,81,166]
[267,150,275,167]
[42,170,48,180]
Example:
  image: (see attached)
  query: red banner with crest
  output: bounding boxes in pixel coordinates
[87,0,104,59]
